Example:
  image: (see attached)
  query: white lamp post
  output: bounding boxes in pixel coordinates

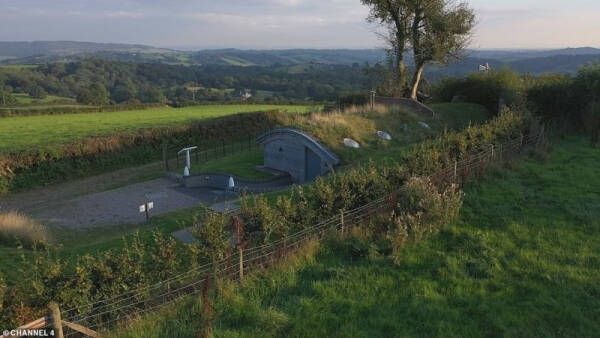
[178,146,198,176]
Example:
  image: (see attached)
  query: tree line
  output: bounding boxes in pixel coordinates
[0,59,384,106]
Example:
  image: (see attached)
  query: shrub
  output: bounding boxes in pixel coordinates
[389,177,463,261]
[433,69,523,114]
[526,74,574,126]
[192,212,231,277]
[337,93,368,109]
[0,211,50,247]
[584,100,600,147]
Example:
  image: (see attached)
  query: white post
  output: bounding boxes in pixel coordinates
[186,150,191,169]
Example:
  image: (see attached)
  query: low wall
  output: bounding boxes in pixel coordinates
[182,172,293,193]
[375,96,436,118]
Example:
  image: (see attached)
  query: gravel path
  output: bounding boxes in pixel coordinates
[25,178,237,229]
[0,162,238,229]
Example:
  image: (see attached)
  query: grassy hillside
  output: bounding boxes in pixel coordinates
[113,136,599,337]
[0,104,316,152]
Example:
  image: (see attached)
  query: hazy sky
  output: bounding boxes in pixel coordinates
[1,0,599,49]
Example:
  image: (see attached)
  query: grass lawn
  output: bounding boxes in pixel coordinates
[0,104,317,152]
[113,136,599,337]
[190,150,273,179]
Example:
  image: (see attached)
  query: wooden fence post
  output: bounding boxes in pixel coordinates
[491,144,494,159]
[47,302,64,338]
[453,160,458,182]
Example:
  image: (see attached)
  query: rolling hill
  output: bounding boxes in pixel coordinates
[1,41,599,76]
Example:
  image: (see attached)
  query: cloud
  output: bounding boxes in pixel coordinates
[0,0,598,49]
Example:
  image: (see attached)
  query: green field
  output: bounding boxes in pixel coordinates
[0,104,317,152]
[113,137,600,337]
[190,150,273,179]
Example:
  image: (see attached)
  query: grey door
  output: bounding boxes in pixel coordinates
[305,147,321,182]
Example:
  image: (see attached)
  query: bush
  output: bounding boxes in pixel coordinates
[337,93,368,109]
[433,69,523,114]
[389,177,463,261]
[584,100,600,147]
[0,211,50,247]
[192,212,231,277]
[526,74,574,125]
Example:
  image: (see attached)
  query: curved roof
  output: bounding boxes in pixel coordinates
[256,128,340,165]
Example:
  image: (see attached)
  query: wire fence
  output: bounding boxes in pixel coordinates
[21,129,544,337]
[167,130,268,173]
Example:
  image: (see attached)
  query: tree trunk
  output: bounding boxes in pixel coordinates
[410,62,425,100]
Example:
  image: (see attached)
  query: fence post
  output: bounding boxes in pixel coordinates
[454,160,458,182]
[163,143,169,173]
[47,302,64,338]
[491,144,494,159]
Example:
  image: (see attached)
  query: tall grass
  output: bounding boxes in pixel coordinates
[0,211,50,247]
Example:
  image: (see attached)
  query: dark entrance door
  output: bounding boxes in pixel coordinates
[305,147,321,182]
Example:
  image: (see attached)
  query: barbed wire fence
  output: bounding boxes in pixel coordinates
[7,129,544,337]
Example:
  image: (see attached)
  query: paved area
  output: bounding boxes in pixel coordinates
[2,178,237,230]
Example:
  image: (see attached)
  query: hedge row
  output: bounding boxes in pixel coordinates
[0,103,166,118]
[0,109,530,328]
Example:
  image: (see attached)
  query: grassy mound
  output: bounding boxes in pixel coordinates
[113,136,599,337]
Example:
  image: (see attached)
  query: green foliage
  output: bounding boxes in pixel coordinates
[404,108,526,175]
[0,85,16,105]
[77,83,109,105]
[526,62,600,137]
[525,73,573,123]
[434,69,524,113]
[192,213,230,269]
[389,177,463,259]
[336,93,368,109]
[585,100,600,146]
